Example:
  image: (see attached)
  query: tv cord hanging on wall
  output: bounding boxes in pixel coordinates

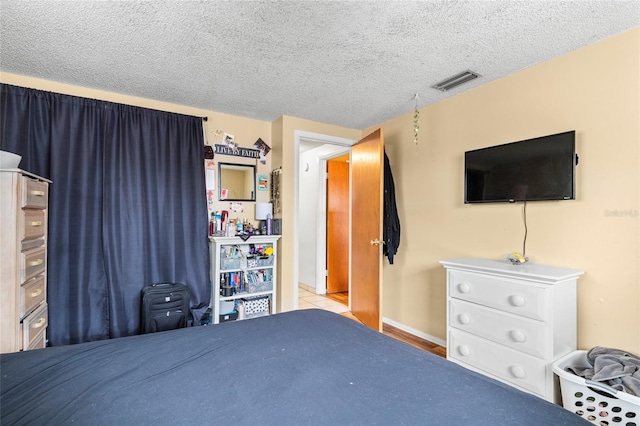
[522,201,528,257]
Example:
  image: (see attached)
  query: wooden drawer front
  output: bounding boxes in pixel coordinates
[449,271,548,321]
[27,330,46,350]
[449,299,547,358]
[20,275,46,318]
[23,303,47,350]
[22,209,46,241]
[21,246,46,283]
[21,177,48,209]
[449,328,546,397]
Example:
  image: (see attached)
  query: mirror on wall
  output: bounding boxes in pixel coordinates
[218,163,256,201]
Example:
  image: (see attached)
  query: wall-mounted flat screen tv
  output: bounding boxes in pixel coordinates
[464,131,576,203]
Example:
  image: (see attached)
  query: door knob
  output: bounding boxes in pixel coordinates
[370,239,385,246]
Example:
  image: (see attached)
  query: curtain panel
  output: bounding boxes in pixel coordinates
[0,84,210,345]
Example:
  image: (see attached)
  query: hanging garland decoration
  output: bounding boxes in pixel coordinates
[413,93,420,146]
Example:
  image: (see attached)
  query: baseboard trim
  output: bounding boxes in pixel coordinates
[382,316,447,348]
[298,283,325,295]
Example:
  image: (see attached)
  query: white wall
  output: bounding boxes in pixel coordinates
[298,149,321,288]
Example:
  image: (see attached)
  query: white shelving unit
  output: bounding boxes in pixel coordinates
[209,235,280,324]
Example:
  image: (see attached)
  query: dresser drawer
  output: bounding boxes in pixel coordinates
[22,209,46,241]
[449,298,548,358]
[21,177,48,209]
[27,330,47,350]
[23,303,48,350]
[449,270,548,321]
[20,275,46,318]
[21,246,46,283]
[449,328,546,397]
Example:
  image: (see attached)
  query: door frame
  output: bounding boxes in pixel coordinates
[293,130,356,309]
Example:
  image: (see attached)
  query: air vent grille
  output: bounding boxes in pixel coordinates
[431,70,480,92]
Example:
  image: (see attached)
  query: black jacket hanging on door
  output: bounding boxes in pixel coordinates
[383,150,400,264]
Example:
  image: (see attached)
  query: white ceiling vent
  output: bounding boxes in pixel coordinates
[431,70,481,92]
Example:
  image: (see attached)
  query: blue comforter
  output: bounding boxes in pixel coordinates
[1,309,586,425]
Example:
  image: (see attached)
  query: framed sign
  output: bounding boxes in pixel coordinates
[214,144,260,159]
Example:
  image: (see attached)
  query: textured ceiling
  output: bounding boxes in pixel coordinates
[1,1,638,129]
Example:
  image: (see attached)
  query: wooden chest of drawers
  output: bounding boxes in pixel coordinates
[441,258,584,403]
[0,169,50,353]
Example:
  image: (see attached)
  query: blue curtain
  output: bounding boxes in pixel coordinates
[0,84,210,345]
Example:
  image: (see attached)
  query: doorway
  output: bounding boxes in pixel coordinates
[295,132,354,310]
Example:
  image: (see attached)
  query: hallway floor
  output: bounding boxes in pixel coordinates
[298,286,349,314]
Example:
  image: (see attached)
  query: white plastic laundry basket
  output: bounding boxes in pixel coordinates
[552,350,639,425]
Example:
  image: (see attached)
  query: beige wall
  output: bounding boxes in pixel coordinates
[367,28,639,353]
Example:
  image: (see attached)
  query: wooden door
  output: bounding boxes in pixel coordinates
[350,129,384,331]
[326,156,349,293]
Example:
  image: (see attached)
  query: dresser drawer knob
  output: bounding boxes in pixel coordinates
[30,288,44,298]
[457,345,471,357]
[457,314,471,325]
[508,294,526,307]
[509,365,526,379]
[31,318,46,329]
[509,330,527,343]
[457,283,471,294]
[30,220,43,227]
[29,259,44,267]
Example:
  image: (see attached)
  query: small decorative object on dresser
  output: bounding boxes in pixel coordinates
[0,169,51,353]
[440,258,584,403]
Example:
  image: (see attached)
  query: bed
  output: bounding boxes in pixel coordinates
[1,309,586,425]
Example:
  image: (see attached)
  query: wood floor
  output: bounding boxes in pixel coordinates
[383,322,447,358]
[325,291,348,305]
[327,291,447,358]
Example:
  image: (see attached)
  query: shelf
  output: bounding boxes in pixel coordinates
[220,291,273,301]
[221,264,273,273]
[246,265,273,271]
[209,235,281,244]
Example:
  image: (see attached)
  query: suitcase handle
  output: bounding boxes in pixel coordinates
[151,282,186,288]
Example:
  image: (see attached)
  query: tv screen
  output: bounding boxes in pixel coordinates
[464,131,576,203]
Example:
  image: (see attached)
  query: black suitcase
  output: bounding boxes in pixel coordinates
[141,283,190,334]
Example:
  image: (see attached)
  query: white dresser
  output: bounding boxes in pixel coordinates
[0,169,50,353]
[440,258,584,403]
